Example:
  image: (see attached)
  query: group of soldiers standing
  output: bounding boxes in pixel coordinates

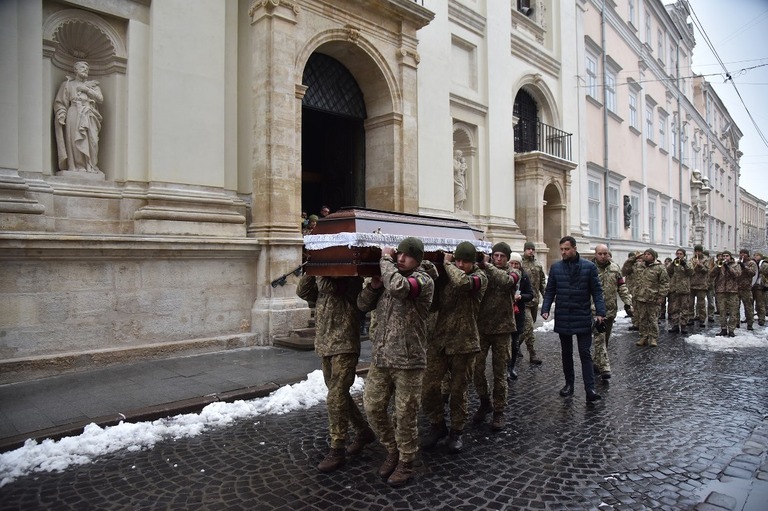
[622,244,768,343]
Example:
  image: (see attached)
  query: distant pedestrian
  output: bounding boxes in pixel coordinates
[688,245,710,327]
[710,250,742,336]
[472,242,520,431]
[592,245,632,381]
[540,236,605,402]
[421,241,487,454]
[736,249,757,330]
[666,248,693,334]
[296,274,373,473]
[520,241,546,364]
[357,238,435,487]
[622,248,669,347]
[508,252,533,381]
[754,252,767,326]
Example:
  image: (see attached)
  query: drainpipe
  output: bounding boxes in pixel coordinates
[601,0,610,244]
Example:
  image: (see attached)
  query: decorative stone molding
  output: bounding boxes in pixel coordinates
[43,9,127,76]
[249,0,300,24]
[397,46,421,67]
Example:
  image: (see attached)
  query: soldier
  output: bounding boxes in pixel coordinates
[688,245,710,327]
[623,248,669,347]
[736,249,757,330]
[296,273,373,473]
[592,244,632,380]
[622,251,642,331]
[705,250,718,317]
[541,236,606,402]
[422,241,487,454]
[508,252,533,381]
[520,241,546,364]
[667,248,693,334]
[472,242,521,430]
[709,250,742,336]
[357,237,435,487]
[660,257,673,321]
[754,252,767,326]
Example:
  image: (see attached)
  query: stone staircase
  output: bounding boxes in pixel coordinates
[273,310,370,351]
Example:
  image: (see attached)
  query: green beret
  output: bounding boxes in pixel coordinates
[396,237,424,262]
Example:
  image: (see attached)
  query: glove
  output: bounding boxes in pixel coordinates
[680,260,687,267]
[624,304,633,317]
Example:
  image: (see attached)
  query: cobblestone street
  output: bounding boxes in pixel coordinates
[1,321,766,510]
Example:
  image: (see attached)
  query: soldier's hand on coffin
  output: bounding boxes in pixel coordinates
[444,252,454,264]
[480,253,490,267]
[382,246,396,258]
[370,276,383,289]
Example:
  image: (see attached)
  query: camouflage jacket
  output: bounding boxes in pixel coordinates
[477,262,521,334]
[688,256,710,290]
[622,259,669,303]
[521,255,546,308]
[296,275,363,358]
[593,260,632,320]
[357,255,435,370]
[666,260,693,294]
[759,261,768,288]
[621,254,641,293]
[709,261,742,293]
[431,262,487,355]
[736,259,757,291]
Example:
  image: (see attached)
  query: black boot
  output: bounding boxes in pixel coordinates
[472,398,492,423]
[716,329,727,336]
[446,430,463,454]
[668,325,680,333]
[421,421,448,450]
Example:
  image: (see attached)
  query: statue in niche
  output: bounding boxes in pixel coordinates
[623,195,632,229]
[54,61,104,175]
[453,149,467,211]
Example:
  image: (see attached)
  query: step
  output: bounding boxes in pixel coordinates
[273,335,316,351]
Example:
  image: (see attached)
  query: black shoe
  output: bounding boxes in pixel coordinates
[421,422,448,450]
[559,384,574,397]
[446,430,463,454]
[668,326,680,333]
[747,325,754,331]
[716,329,727,336]
[507,368,518,381]
[759,321,765,326]
[600,371,611,380]
[728,331,736,337]
[586,389,602,402]
[687,320,695,326]
[628,325,639,331]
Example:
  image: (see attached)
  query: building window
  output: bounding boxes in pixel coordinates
[606,70,617,112]
[631,194,640,240]
[646,104,654,142]
[629,0,636,26]
[586,55,598,99]
[669,44,676,73]
[661,203,668,242]
[673,205,680,245]
[659,113,667,150]
[648,199,656,242]
[608,185,619,238]
[681,124,687,161]
[645,11,652,45]
[671,118,677,155]
[629,92,639,129]
[588,178,601,235]
[657,30,665,61]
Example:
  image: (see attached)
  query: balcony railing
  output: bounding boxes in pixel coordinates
[515,121,573,162]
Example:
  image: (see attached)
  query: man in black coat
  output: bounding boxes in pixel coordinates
[541,236,606,402]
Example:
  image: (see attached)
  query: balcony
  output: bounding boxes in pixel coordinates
[515,121,573,162]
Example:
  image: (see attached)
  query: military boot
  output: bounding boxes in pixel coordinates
[649,339,658,347]
[717,329,728,336]
[317,448,345,473]
[668,325,680,333]
[472,398,492,423]
[377,451,399,479]
[491,411,505,431]
[635,339,647,346]
[386,460,414,487]
[421,421,448,450]
[529,350,542,365]
[346,426,376,456]
[446,430,464,454]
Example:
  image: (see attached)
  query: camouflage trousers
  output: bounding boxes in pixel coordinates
[754,287,766,324]
[635,301,660,344]
[667,293,690,327]
[422,346,475,431]
[521,306,538,357]
[322,353,368,448]
[629,296,639,326]
[738,289,754,327]
[472,333,511,412]
[716,293,740,331]
[363,365,423,462]
[592,317,615,372]
[707,286,716,316]
[689,289,708,322]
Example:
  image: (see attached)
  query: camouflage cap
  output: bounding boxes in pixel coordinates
[644,248,658,260]
[396,237,424,262]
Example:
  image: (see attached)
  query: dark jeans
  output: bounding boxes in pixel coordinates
[559,332,595,392]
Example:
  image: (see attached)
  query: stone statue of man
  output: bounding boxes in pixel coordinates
[454,149,467,211]
[54,61,104,174]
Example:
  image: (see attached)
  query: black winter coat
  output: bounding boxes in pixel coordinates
[541,252,606,335]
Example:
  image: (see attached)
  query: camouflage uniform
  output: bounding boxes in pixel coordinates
[736,257,757,328]
[688,254,710,324]
[473,262,521,413]
[592,259,632,374]
[358,255,435,463]
[423,262,487,433]
[755,259,768,325]
[666,257,693,329]
[623,256,669,346]
[710,259,742,333]
[296,275,368,449]
[622,252,641,328]
[520,253,546,361]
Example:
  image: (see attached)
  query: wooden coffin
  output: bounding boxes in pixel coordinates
[303,207,492,276]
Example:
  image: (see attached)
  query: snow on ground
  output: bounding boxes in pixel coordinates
[0,371,363,487]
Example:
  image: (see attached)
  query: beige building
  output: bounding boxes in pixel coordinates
[738,188,767,254]
[0,0,747,379]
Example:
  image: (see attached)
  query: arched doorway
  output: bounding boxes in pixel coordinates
[301,53,367,216]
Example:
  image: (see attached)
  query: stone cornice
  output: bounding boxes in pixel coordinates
[448,0,486,37]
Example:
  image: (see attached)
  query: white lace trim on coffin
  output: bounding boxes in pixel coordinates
[304,232,492,253]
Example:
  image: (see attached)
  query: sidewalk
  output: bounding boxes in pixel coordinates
[0,343,371,452]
